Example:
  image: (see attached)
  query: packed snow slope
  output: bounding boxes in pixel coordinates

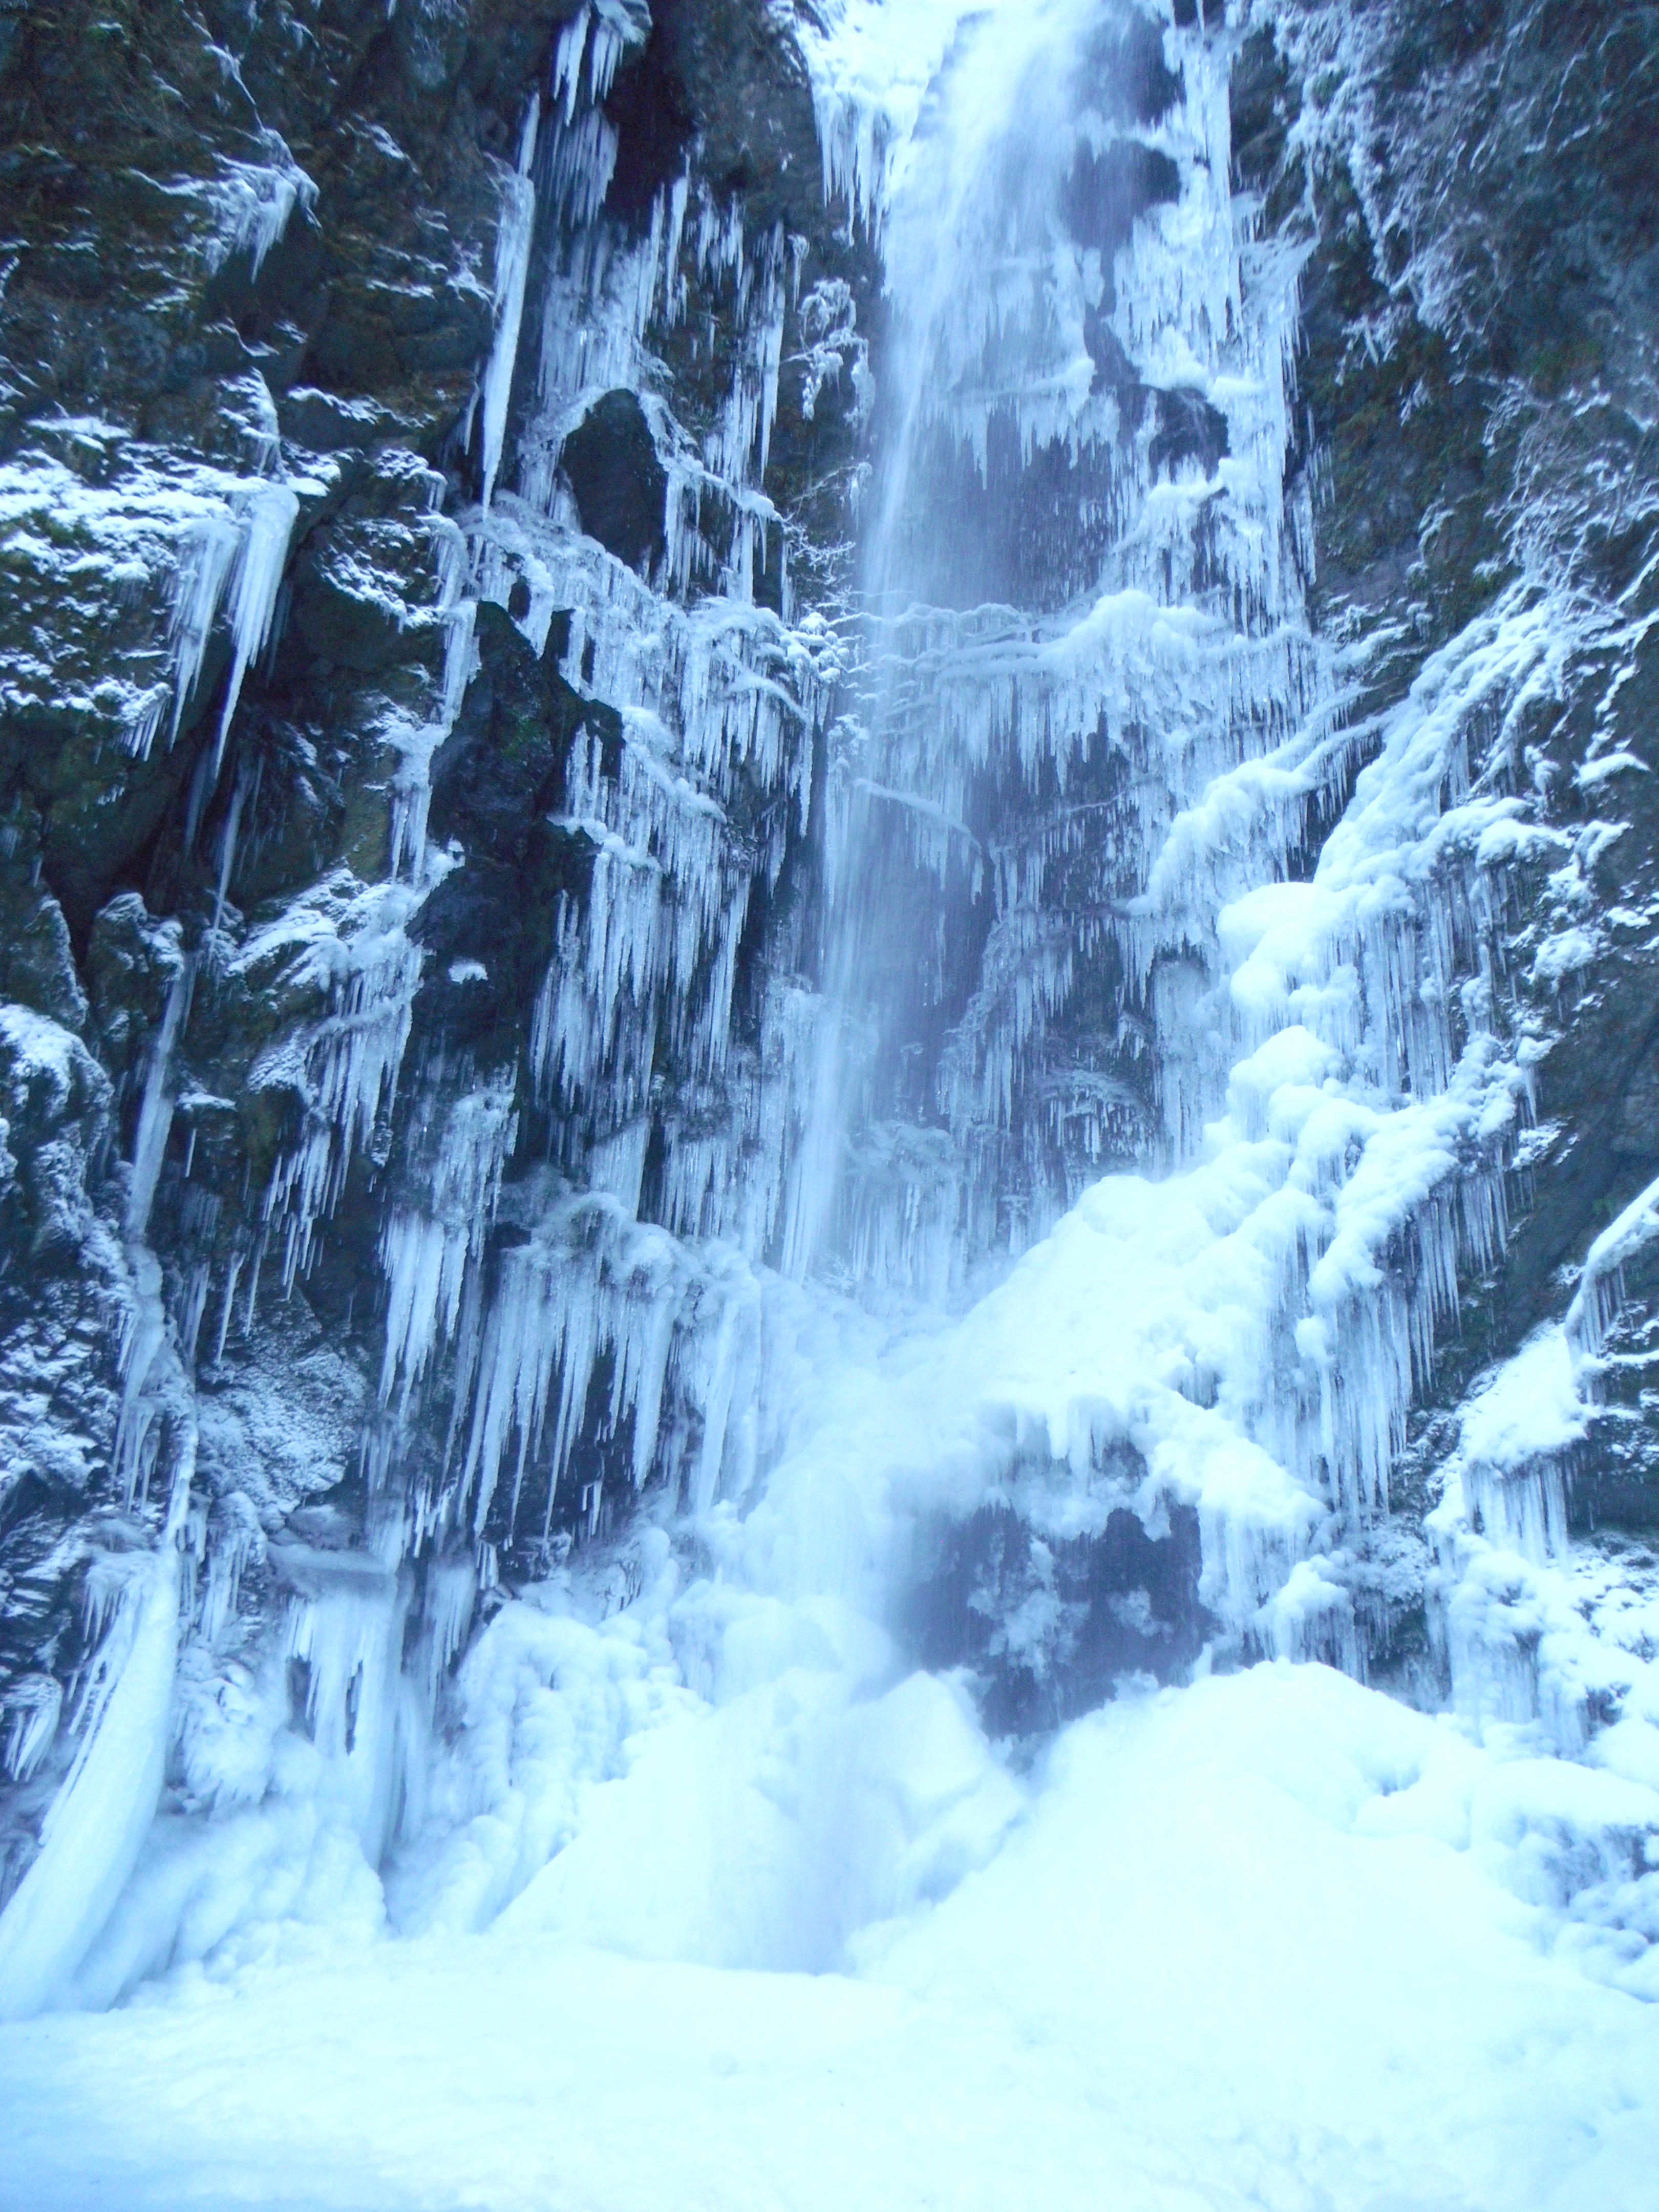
[2,1665,1657,2212]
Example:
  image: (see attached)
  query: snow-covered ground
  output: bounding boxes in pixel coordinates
[3,1661,1655,2211]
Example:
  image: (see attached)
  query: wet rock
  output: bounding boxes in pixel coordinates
[560,391,668,574]
[1150,388,1229,480]
[1060,141,1181,265]
[907,1489,1214,1737]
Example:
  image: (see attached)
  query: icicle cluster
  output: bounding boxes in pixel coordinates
[326,25,848,1570]
[156,477,301,764]
[243,873,434,1291]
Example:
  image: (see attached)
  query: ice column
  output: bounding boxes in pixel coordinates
[479,103,541,514]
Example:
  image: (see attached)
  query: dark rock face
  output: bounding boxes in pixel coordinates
[1061,141,1182,266]
[1,0,578,915]
[0,0,879,1931]
[1149,388,1229,480]
[411,602,597,1063]
[908,1492,1213,1737]
[560,391,668,571]
[629,0,824,225]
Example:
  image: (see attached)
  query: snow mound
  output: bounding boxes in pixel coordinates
[2,1664,1655,2211]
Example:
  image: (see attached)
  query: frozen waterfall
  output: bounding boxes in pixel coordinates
[2,1,1657,2202]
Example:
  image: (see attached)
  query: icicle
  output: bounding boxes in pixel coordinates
[446,1188,765,1544]
[126,962,194,1243]
[587,0,650,102]
[551,4,592,120]
[161,479,299,780]
[244,876,432,1287]
[388,519,476,884]
[212,1253,243,1366]
[279,1558,407,1861]
[165,513,243,748]
[479,102,541,514]
[210,760,257,939]
[1,1677,61,1784]
[380,1075,520,1415]
[545,108,620,229]
[201,137,318,276]
[205,482,299,782]
[1565,1170,1659,1365]
[0,1361,194,2022]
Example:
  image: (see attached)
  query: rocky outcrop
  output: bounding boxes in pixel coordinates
[1237,1,1659,1545]
[0,0,874,1945]
[1,0,583,1902]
